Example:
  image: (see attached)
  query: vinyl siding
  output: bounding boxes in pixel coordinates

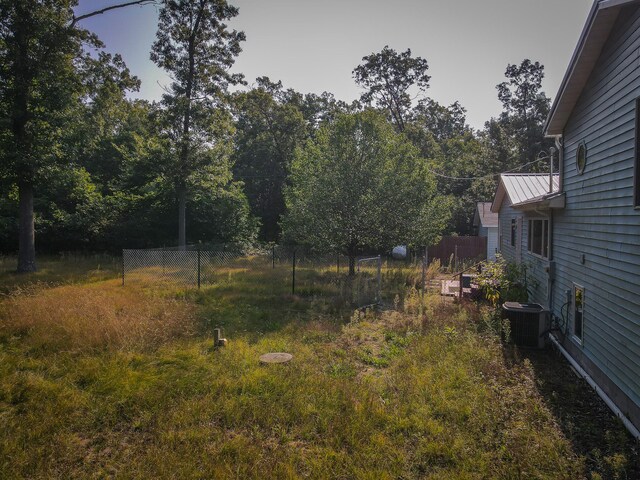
[553,5,640,412]
[487,227,498,261]
[498,199,550,305]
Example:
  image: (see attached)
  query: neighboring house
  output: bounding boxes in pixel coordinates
[491,174,561,304]
[494,0,640,436]
[472,202,499,261]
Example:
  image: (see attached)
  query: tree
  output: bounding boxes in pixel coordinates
[151,0,245,248]
[411,99,469,143]
[282,110,449,275]
[0,0,157,272]
[353,46,430,132]
[232,79,307,241]
[496,59,552,167]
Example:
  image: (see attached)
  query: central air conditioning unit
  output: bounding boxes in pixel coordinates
[502,302,548,348]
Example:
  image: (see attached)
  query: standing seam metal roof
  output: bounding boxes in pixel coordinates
[500,174,559,205]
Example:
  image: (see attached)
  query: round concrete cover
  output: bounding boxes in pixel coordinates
[259,352,293,364]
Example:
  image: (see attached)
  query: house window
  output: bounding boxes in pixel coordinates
[576,141,586,175]
[510,219,516,247]
[527,219,549,258]
[573,285,584,343]
[635,98,640,207]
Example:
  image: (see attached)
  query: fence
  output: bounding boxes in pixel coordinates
[122,245,393,308]
[428,236,487,268]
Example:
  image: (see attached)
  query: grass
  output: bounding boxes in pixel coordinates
[0,255,638,478]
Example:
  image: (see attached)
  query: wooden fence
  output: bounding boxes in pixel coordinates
[428,236,487,266]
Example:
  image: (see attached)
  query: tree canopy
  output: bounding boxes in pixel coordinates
[353,46,430,132]
[0,1,556,265]
[282,110,450,274]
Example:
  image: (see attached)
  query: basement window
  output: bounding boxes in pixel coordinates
[527,219,549,259]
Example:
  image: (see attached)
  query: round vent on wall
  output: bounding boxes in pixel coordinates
[576,142,587,175]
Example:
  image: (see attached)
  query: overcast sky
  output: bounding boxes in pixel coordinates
[76,0,593,130]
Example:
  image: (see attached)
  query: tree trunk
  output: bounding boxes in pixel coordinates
[348,254,356,276]
[17,180,36,273]
[178,185,186,250]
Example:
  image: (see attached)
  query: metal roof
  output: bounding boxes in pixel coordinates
[474,202,499,228]
[545,0,640,136]
[491,174,560,212]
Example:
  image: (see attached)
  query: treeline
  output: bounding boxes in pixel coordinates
[0,0,553,270]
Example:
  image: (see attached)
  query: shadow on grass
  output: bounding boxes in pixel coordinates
[0,254,120,293]
[507,345,640,479]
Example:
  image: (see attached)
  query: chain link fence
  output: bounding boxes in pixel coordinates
[122,244,411,308]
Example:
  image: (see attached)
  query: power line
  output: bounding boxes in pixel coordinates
[425,156,551,181]
[233,155,552,182]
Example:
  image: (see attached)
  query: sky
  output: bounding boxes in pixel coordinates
[75,0,594,131]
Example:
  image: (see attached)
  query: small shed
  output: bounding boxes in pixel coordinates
[472,202,499,261]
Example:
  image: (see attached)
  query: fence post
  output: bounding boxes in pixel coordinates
[454,245,458,272]
[121,250,125,286]
[377,255,382,303]
[421,246,427,300]
[292,249,296,295]
[272,245,275,269]
[162,245,165,277]
[197,244,201,289]
[458,272,463,300]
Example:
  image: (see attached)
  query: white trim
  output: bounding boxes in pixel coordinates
[526,217,550,260]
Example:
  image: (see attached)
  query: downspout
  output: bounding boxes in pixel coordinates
[549,146,555,193]
[555,135,564,192]
[548,334,640,440]
[548,209,554,312]
[549,137,563,313]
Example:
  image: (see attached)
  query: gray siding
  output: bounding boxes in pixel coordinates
[486,227,498,261]
[498,199,550,305]
[553,5,640,414]
[498,198,517,261]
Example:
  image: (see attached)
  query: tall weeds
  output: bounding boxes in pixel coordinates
[0,282,197,352]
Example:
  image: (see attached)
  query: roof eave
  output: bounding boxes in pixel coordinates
[544,0,639,137]
[512,192,566,211]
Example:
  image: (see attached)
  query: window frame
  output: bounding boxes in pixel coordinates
[510,219,516,247]
[527,218,549,259]
[572,284,585,345]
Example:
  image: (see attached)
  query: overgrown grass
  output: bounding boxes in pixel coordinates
[0,257,637,478]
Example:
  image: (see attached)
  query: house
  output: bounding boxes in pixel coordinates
[472,202,499,261]
[494,0,640,436]
[490,174,561,304]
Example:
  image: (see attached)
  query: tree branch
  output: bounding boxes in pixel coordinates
[71,1,161,27]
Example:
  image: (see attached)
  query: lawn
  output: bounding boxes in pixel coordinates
[0,256,637,479]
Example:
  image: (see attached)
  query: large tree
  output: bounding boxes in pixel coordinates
[353,46,430,132]
[151,0,245,248]
[0,0,156,272]
[282,110,449,275]
[496,59,553,167]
